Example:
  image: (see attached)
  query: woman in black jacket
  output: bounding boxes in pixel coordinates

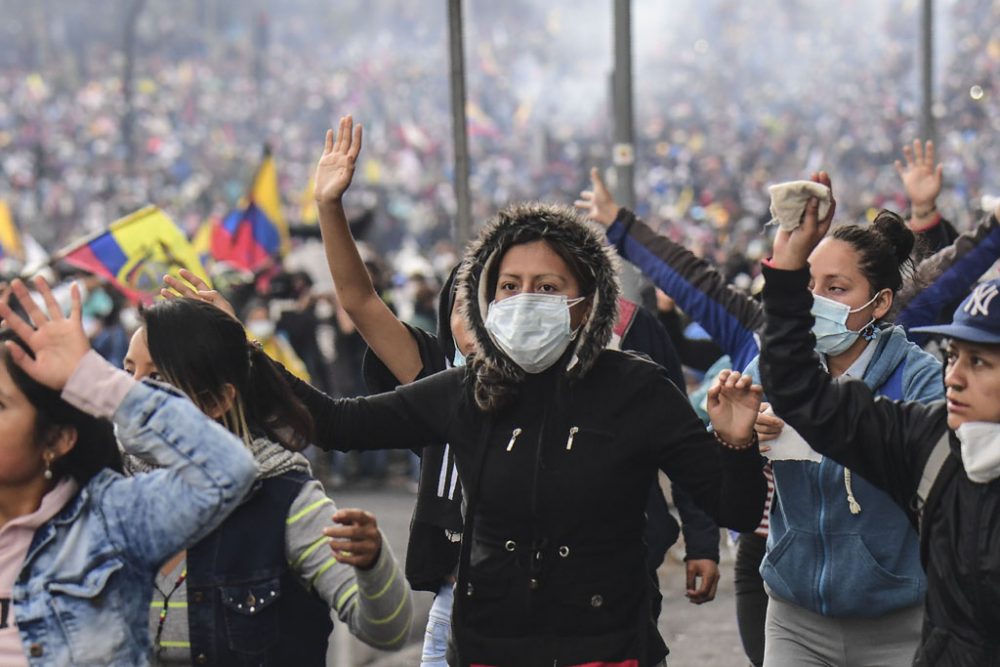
[714,189,1000,665]
[267,117,769,667]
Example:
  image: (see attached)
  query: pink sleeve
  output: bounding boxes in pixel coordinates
[61,350,137,419]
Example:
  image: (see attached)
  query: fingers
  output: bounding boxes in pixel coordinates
[685,560,720,604]
[34,276,64,321]
[901,143,914,168]
[178,268,210,292]
[573,190,594,211]
[758,401,770,414]
[324,128,334,155]
[331,508,377,527]
[324,509,381,569]
[348,123,363,161]
[69,282,81,322]
[590,166,605,191]
[334,115,348,154]
[8,280,45,331]
[163,274,199,299]
[924,139,934,166]
[893,159,904,178]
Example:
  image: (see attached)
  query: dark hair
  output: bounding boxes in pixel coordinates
[141,298,313,451]
[483,226,598,302]
[0,331,121,484]
[831,209,916,299]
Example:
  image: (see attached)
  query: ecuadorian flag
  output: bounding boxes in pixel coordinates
[211,148,289,270]
[60,206,211,303]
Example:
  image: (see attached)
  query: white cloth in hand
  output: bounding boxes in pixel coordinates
[768,180,833,232]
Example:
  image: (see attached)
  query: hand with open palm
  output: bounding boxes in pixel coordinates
[707,370,763,448]
[315,115,363,207]
[0,277,91,391]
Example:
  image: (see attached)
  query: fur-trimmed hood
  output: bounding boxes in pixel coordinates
[456,203,621,412]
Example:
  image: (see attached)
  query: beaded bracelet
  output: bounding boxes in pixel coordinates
[714,429,759,451]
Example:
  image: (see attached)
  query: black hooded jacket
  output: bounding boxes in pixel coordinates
[290,204,766,666]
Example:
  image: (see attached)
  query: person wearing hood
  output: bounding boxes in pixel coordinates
[718,188,1000,665]
[121,297,412,665]
[278,116,767,667]
[305,116,722,665]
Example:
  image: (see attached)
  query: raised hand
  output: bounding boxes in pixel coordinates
[0,277,91,391]
[706,369,763,448]
[323,508,383,570]
[314,115,363,207]
[894,139,942,213]
[574,167,621,227]
[160,269,237,320]
[771,171,836,271]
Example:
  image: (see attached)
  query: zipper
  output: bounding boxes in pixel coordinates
[565,426,579,451]
[506,428,523,452]
[816,459,829,615]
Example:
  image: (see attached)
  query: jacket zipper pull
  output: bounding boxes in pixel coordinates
[565,426,579,451]
[506,428,523,452]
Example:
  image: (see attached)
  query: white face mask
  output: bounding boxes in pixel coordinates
[485,293,585,374]
[452,350,466,367]
[247,319,275,341]
[810,291,883,356]
[955,421,1000,484]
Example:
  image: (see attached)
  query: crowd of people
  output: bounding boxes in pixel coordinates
[1,2,1000,667]
[1,0,999,258]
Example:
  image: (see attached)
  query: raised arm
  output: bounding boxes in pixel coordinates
[756,183,942,508]
[314,115,422,383]
[281,359,458,453]
[896,206,1000,343]
[895,138,958,252]
[576,168,762,370]
[0,278,257,568]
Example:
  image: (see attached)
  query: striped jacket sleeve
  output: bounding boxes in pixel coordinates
[284,480,413,651]
[606,209,764,371]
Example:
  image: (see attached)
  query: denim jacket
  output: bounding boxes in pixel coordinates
[11,352,257,666]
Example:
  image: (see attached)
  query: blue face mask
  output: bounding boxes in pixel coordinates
[452,350,466,367]
[810,291,883,356]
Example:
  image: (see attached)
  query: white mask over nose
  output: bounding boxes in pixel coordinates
[485,293,585,373]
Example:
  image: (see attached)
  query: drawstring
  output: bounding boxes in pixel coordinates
[844,468,862,515]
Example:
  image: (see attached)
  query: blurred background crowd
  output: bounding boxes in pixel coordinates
[0,0,998,485]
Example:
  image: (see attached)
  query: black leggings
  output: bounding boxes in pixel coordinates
[733,532,767,667]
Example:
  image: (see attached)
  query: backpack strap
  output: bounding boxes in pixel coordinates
[915,432,951,526]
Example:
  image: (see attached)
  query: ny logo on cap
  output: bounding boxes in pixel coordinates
[964,282,1000,317]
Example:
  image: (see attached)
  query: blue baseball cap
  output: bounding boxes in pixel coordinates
[911,279,1000,345]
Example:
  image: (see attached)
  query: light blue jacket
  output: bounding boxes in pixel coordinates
[12,370,256,666]
[744,325,943,617]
